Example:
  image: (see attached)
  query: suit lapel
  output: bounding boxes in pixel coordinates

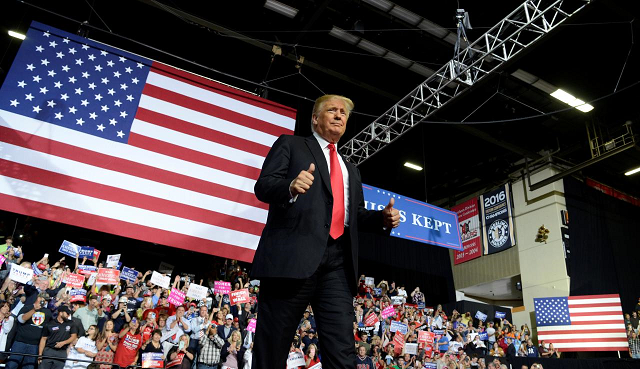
[305,136,332,195]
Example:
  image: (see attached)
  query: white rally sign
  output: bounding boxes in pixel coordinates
[151,271,170,289]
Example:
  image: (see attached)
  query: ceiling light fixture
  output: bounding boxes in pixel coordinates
[8,30,26,40]
[550,89,593,113]
[264,0,298,19]
[362,0,394,12]
[404,162,423,171]
[356,39,386,56]
[625,166,640,176]
[389,6,422,25]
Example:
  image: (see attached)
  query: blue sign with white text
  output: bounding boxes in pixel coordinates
[121,267,139,283]
[59,240,79,257]
[79,246,94,259]
[362,184,462,250]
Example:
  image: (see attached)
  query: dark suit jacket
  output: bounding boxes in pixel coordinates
[251,134,386,291]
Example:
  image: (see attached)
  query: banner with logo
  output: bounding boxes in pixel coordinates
[63,273,85,288]
[247,318,257,333]
[230,289,250,305]
[78,246,95,259]
[150,271,170,288]
[418,330,435,344]
[70,289,87,303]
[9,263,33,284]
[365,313,379,327]
[186,284,208,300]
[106,254,121,268]
[142,353,164,368]
[362,184,462,251]
[381,306,395,319]
[390,321,408,334]
[480,184,516,255]
[452,198,482,264]
[120,267,139,283]
[168,287,185,306]
[287,351,305,368]
[214,281,231,294]
[475,311,488,322]
[59,240,80,257]
[495,311,506,319]
[97,268,120,284]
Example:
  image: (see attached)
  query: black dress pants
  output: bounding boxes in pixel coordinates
[253,235,356,369]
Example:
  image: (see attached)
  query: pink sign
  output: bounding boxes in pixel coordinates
[247,318,257,333]
[381,305,395,319]
[452,198,482,265]
[214,281,231,294]
[93,249,101,261]
[96,268,120,284]
[168,287,186,306]
[0,255,5,266]
[229,288,250,305]
[64,273,86,289]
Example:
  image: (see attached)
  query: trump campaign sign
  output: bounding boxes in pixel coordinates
[230,288,250,304]
[362,184,462,251]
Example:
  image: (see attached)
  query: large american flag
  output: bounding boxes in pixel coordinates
[534,294,628,352]
[0,21,296,262]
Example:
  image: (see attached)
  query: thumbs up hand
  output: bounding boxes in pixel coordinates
[383,197,400,229]
[290,163,316,196]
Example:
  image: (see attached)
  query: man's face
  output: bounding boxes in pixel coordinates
[199,306,208,317]
[358,346,366,356]
[126,287,134,296]
[312,98,348,143]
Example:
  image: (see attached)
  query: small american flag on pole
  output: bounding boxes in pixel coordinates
[0,21,296,262]
[534,294,628,352]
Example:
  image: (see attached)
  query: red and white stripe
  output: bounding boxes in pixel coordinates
[0,62,295,262]
[537,294,628,352]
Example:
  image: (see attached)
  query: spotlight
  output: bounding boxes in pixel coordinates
[8,30,26,40]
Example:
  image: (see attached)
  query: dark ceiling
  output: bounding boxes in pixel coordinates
[2,0,640,208]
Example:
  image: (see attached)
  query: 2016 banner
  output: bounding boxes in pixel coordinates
[362,184,462,251]
[452,198,482,264]
[480,184,516,255]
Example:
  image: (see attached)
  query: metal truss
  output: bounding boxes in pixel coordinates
[340,0,591,165]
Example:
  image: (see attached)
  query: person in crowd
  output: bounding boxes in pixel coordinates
[0,301,16,360]
[6,291,52,369]
[356,345,374,368]
[110,297,132,333]
[218,314,236,341]
[198,324,225,369]
[490,342,504,357]
[164,305,191,353]
[140,309,159,345]
[38,305,78,369]
[242,342,253,369]
[220,330,243,369]
[113,318,143,369]
[629,331,640,359]
[73,296,103,332]
[304,343,320,368]
[251,94,400,369]
[95,320,118,369]
[525,339,539,358]
[139,329,164,363]
[538,339,550,358]
[64,325,98,369]
[166,334,196,369]
[189,305,211,352]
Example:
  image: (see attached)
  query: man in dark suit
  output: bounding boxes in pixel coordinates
[251,94,400,369]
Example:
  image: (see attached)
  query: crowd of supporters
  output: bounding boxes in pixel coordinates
[0,236,638,369]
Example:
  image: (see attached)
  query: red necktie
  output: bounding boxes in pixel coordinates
[328,143,344,239]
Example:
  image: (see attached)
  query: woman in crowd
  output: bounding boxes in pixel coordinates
[137,296,154,320]
[140,329,164,363]
[140,309,158,344]
[220,330,243,369]
[65,325,98,369]
[95,320,118,369]
[158,314,168,331]
[214,310,225,326]
[0,301,15,361]
[166,334,195,369]
[304,343,320,368]
[490,341,504,357]
[113,318,143,369]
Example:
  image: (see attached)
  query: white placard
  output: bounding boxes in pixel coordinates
[186,283,208,300]
[151,271,170,289]
[308,363,322,369]
[106,254,121,268]
[287,351,305,368]
[87,272,98,287]
[9,263,34,284]
[404,342,418,355]
[365,277,374,286]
